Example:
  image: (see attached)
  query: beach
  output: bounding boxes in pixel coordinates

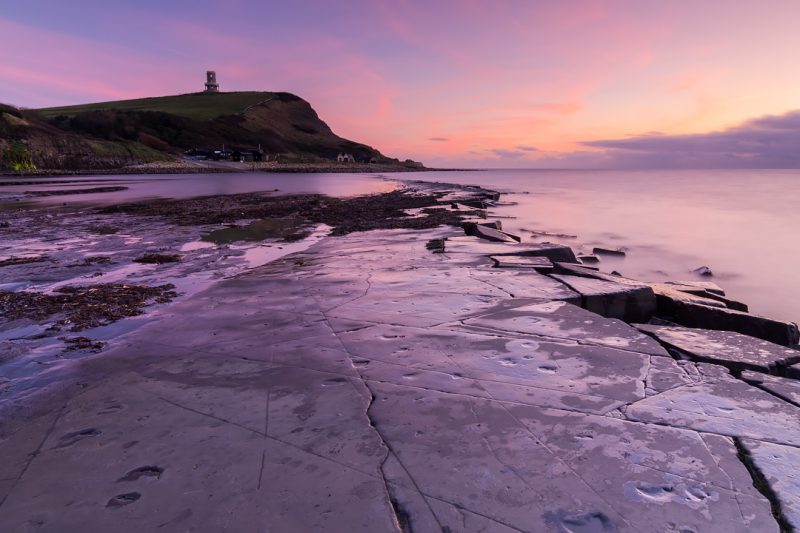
[1,175,799,532]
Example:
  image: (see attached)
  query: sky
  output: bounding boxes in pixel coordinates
[2,0,800,168]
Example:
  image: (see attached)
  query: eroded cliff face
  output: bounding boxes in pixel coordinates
[0,106,164,171]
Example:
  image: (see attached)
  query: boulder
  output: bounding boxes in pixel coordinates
[693,266,714,277]
[551,274,656,322]
[577,254,600,264]
[636,324,800,372]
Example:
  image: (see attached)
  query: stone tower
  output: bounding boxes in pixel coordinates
[204,71,219,93]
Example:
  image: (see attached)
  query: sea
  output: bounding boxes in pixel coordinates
[412,168,800,325]
[1,168,798,324]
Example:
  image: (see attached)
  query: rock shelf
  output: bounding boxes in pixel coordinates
[0,183,799,531]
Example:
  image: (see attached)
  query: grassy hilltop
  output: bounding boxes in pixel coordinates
[2,91,408,172]
[37,91,279,121]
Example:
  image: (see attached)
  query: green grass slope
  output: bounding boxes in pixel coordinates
[38,92,278,121]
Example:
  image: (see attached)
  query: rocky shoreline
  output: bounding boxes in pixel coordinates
[1,181,799,531]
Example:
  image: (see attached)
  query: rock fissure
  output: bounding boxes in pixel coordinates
[315,301,441,533]
[734,437,794,532]
[418,493,527,533]
[156,393,380,479]
[466,269,516,298]
[697,434,749,522]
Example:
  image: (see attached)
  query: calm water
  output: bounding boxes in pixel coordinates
[407,169,800,324]
[0,172,398,206]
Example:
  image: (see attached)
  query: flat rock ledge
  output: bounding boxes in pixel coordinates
[1,192,800,532]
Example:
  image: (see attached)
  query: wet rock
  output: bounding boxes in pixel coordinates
[339,321,657,413]
[553,264,727,308]
[527,229,577,239]
[444,237,578,263]
[367,380,773,532]
[468,269,579,300]
[577,254,600,264]
[527,415,776,532]
[665,280,726,296]
[636,324,800,372]
[593,247,626,257]
[739,439,800,531]
[658,300,799,347]
[462,300,669,356]
[741,371,800,406]
[694,266,714,277]
[656,281,748,312]
[550,274,656,322]
[478,220,503,230]
[553,262,616,277]
[454,198,487,209]
[549,263,798,343]
[627,363,800,446]
[461,221,520,243]
[488,254,553,272]
[0,213,787,532]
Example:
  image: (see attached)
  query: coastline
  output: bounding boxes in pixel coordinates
[1,180,799,531]
[0,160,475,178]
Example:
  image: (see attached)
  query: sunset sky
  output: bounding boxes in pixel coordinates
[2,0,800,168]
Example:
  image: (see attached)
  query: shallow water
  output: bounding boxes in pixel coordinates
[0,171,398,206]
[405,168,800,324]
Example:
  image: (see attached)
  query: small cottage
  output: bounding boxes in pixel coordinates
[336,153,356,163]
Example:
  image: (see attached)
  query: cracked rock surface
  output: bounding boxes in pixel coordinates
[1,218,799,531]
[636,324,800,372]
